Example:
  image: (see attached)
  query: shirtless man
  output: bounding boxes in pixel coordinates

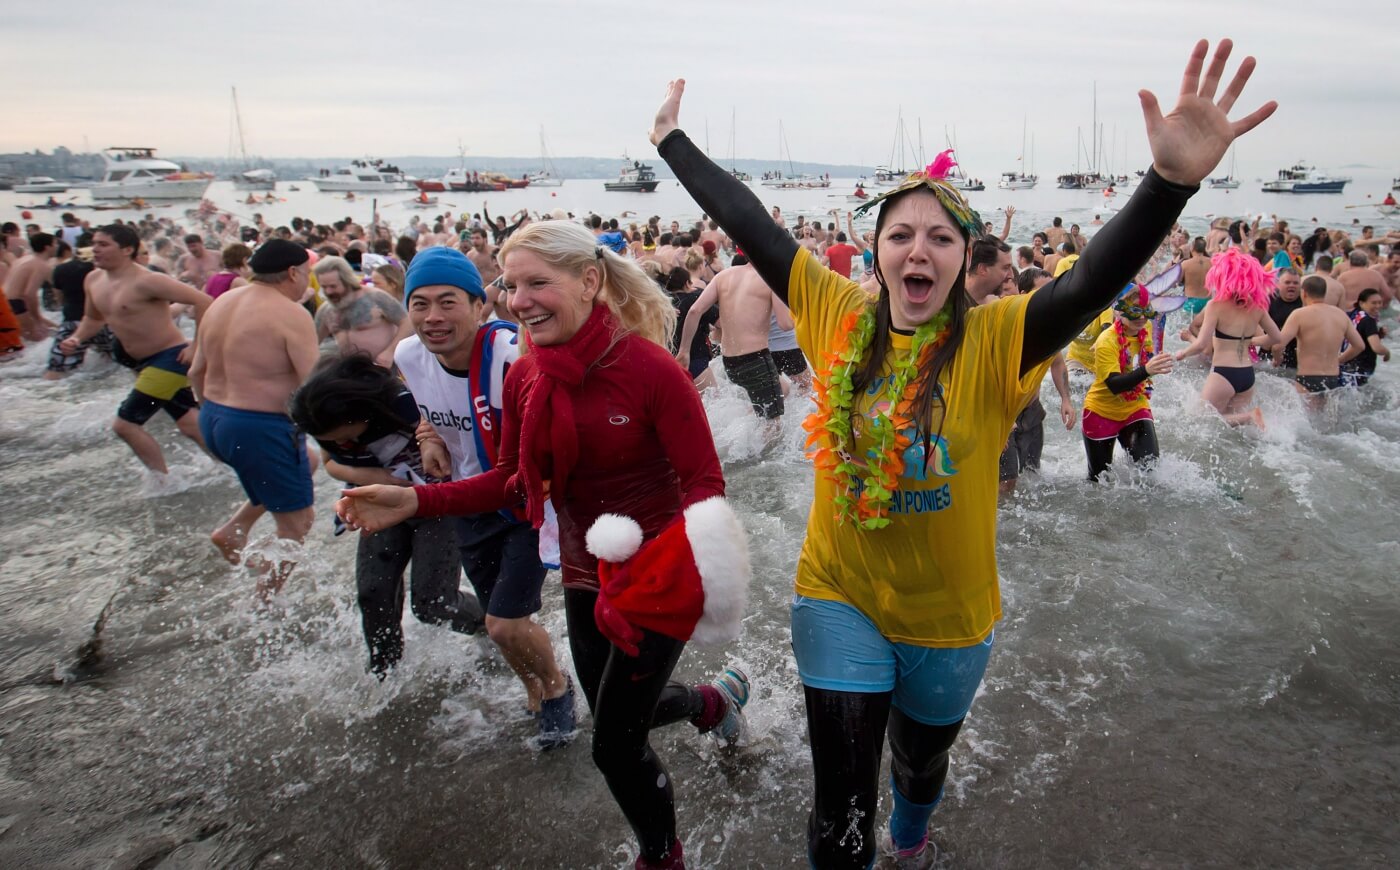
[1313,256,1346,307]
[1044,216,1068,250]
[463,227,501,285]
[5,232,60,340]
[676,254,787,423]
[700,219,728,254]
[176,234,220,288]
[1273,276,1364,410]
[1338,250,1389,308]
[1181,237,1211,317]
[312,255,412,368]
[965,238,1013,305]
[190,239,319,597]
[59,224,211,474]
[1376,249,1400,302]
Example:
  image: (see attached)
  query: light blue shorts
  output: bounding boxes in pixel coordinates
[791,595,994,726]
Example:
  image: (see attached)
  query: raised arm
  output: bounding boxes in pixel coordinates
[998,206,1015,242]
[1021,39,1276,373]
[846,212,867,253]
[651,81,798,302]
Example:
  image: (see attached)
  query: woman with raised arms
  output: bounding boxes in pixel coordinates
[648,39,1274,868]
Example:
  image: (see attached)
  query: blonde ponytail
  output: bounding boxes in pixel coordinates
[500,222,675,349]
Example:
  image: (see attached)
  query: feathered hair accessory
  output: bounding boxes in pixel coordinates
[852,149,983,238]
[1113,283,1156,320]
[1206,247,1272,310]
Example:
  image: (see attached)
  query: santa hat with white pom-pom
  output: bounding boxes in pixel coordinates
[584,496,751,656]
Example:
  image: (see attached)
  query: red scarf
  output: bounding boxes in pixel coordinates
[508,304,618,527]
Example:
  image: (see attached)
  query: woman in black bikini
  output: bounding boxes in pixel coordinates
[1174,248,1283,428]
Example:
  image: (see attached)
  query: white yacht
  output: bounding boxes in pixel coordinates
[233,168,277,191]
[14,176,70,194]
[308,160,414,192]
[90,148,213,200]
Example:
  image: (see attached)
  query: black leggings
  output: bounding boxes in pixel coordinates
[356,516,479,674]
[564,588,706,863]
[1084,418,1160,481]
[804,686,963,869]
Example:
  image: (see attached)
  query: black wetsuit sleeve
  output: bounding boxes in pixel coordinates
[657,129,799,302]
[1022,168,1197,374]
[1104,366,1151,395]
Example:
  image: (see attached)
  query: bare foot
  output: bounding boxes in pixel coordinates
[1250,407,1266,431]
[210,523,247,565]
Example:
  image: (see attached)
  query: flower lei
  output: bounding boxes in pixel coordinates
[1115,319,1154,402]
[803,306,951,530]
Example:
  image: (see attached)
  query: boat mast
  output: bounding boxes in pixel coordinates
[232,87,250,170]
[1091,82,1098,175]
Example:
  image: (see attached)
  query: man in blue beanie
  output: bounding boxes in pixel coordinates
[395,247,577,748]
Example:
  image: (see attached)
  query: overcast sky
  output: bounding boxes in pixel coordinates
[8,1,1396,179]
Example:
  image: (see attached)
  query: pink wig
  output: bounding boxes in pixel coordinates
[1206,248,1272,310]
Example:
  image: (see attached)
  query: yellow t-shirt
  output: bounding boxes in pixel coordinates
[1083,323,1151,421]
[1065,308,1114,369]
[790,248,1052,647]
[1053,253,1080,277]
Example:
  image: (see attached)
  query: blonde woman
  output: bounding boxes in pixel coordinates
[337,221,751,870]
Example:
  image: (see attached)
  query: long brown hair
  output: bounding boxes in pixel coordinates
[856,190,974,474]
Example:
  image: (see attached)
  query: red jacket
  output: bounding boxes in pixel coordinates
[415,331,725,590]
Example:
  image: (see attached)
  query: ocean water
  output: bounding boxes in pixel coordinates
[1,176,1399,868]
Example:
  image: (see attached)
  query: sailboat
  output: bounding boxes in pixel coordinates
[228,87,276,191]
[726,109,751,182]
[943,126,984,192]
[759,122,829,189]
[528,126,564,187]
[1207,145,1240,189]
[999,119,1038,189]
[873,110,916,187]
[1058,85,1111,190]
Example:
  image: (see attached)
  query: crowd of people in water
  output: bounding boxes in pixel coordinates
[1,40,1396,870]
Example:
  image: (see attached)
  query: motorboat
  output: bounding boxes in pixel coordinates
[14,176,70,194]
[309,160,414,192]
[90,148,213,200]
[604,159,660,192]
[530,126,564,186]
[759,173,831,190]
[417,168,503,193]
[1261,163,1349,193]
[233,168,277,191]
[998,172,1037,190]
[1057,171,1112,191]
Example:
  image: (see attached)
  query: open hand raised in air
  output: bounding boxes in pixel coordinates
[1140,39,1277,187]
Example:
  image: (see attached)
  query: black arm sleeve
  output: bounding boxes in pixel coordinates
[1022,168,1197,374]
[1104,366,1151,395]
[657,129,799,302]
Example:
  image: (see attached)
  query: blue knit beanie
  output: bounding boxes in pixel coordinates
[403,247,485,302]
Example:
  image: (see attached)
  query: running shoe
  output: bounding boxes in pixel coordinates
[536,678,577,751]
[710,666,750,747]
[881,828,938,870]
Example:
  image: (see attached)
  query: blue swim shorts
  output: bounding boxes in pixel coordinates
[791,595,994,726]
[200,398,314,512]
[1182,296,1208,316]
